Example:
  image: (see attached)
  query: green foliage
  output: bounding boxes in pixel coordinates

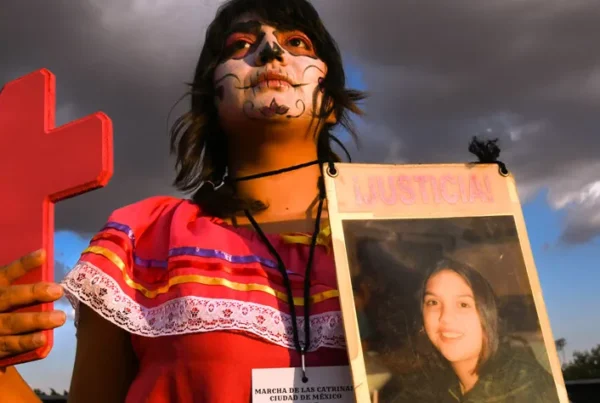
[562,344,600,381]
[33,389,69,397]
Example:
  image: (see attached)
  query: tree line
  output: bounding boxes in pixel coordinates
[555,338,600,381]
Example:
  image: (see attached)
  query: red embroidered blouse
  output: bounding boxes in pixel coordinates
[62,196,348,402]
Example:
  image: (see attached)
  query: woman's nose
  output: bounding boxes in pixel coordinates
[256,40,285,66]
[439,306,456,324]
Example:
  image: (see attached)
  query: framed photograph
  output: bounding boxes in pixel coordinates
[324,163,568,403]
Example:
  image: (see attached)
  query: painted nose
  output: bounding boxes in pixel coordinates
[258,41,284,65]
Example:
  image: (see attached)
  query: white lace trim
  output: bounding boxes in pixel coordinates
[61,261,346,351]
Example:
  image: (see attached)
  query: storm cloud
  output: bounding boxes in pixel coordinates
[2,0,599,243]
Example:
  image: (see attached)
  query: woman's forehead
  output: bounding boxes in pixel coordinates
[232,12,261,24]
[428,270,472,292]
[228,12,303,33]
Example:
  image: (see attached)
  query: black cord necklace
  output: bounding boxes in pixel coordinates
[229,159,321,182]
[237,160,329,382]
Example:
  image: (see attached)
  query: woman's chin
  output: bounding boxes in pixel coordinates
[438,346,478,365]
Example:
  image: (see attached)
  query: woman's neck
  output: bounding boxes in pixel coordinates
[228,139,325,226]
[451,358,479,395]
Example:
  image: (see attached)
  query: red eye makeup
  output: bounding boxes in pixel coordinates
[224,33,257,59]
[277,31,317,59]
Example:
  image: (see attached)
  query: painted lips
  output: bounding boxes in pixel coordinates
[253,71,293,89]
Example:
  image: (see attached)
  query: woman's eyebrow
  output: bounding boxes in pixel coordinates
[226,20,263,36]
[424,291,474,299]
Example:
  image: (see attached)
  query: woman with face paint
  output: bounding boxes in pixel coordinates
[411,259,559,403]
[0,0,365,402]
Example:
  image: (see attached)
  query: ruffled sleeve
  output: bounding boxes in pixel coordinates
[61,196,186,330]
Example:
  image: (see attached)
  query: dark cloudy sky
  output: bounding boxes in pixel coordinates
[4,0,600,391]
[2,0,600,243]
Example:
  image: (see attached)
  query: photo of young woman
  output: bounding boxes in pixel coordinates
[339,216,565,402]
[417,258,559,402]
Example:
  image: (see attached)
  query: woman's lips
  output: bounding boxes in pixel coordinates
[254,79,291,90]
[439,331,464,341]
[253,72,293,89]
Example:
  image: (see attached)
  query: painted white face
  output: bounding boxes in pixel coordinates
[422,270,484,366]
[213,18,327,127]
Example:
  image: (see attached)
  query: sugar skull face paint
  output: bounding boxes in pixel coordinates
[213,18,327,125]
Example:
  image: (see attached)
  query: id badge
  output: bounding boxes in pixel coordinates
[252,366,354,402]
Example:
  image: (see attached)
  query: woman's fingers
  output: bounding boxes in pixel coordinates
[0,310,67,336]
[0,332,47,359]
[0,249,65,359]
[0,250,46,287]
[0,282,63,312]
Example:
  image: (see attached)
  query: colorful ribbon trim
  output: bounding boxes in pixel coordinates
[82,246,339,305]
[97,222,332,269]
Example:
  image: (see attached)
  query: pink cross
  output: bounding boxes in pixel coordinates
[0,69,113,366]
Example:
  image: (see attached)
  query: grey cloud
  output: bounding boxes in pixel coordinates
[2,0,195,230]
[2,0,600,243]
[317,0,600,243]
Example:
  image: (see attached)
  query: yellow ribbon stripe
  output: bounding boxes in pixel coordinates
[280,226,332,252]
[82,246,339,305]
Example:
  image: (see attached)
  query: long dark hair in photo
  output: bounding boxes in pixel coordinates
[169,0,366,218]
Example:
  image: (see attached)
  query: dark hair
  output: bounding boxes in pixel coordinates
[418,258,500,374]
[170,0,366,217]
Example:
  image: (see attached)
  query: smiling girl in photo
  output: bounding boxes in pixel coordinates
[418,259,559,403]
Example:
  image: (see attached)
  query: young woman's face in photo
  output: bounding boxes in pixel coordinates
[422,269,484,365]
[213,14,327,127]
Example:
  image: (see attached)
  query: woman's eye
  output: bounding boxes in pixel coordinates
[233,40,251,50]
[460,302,471,308]
[288,37,308,48]
[424,300,438,307]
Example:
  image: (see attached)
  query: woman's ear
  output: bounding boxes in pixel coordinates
[323,97,337,125]
[318,77,337,124]
[325,109,338,124]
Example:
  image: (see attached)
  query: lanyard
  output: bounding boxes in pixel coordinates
[243,178,326,382]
